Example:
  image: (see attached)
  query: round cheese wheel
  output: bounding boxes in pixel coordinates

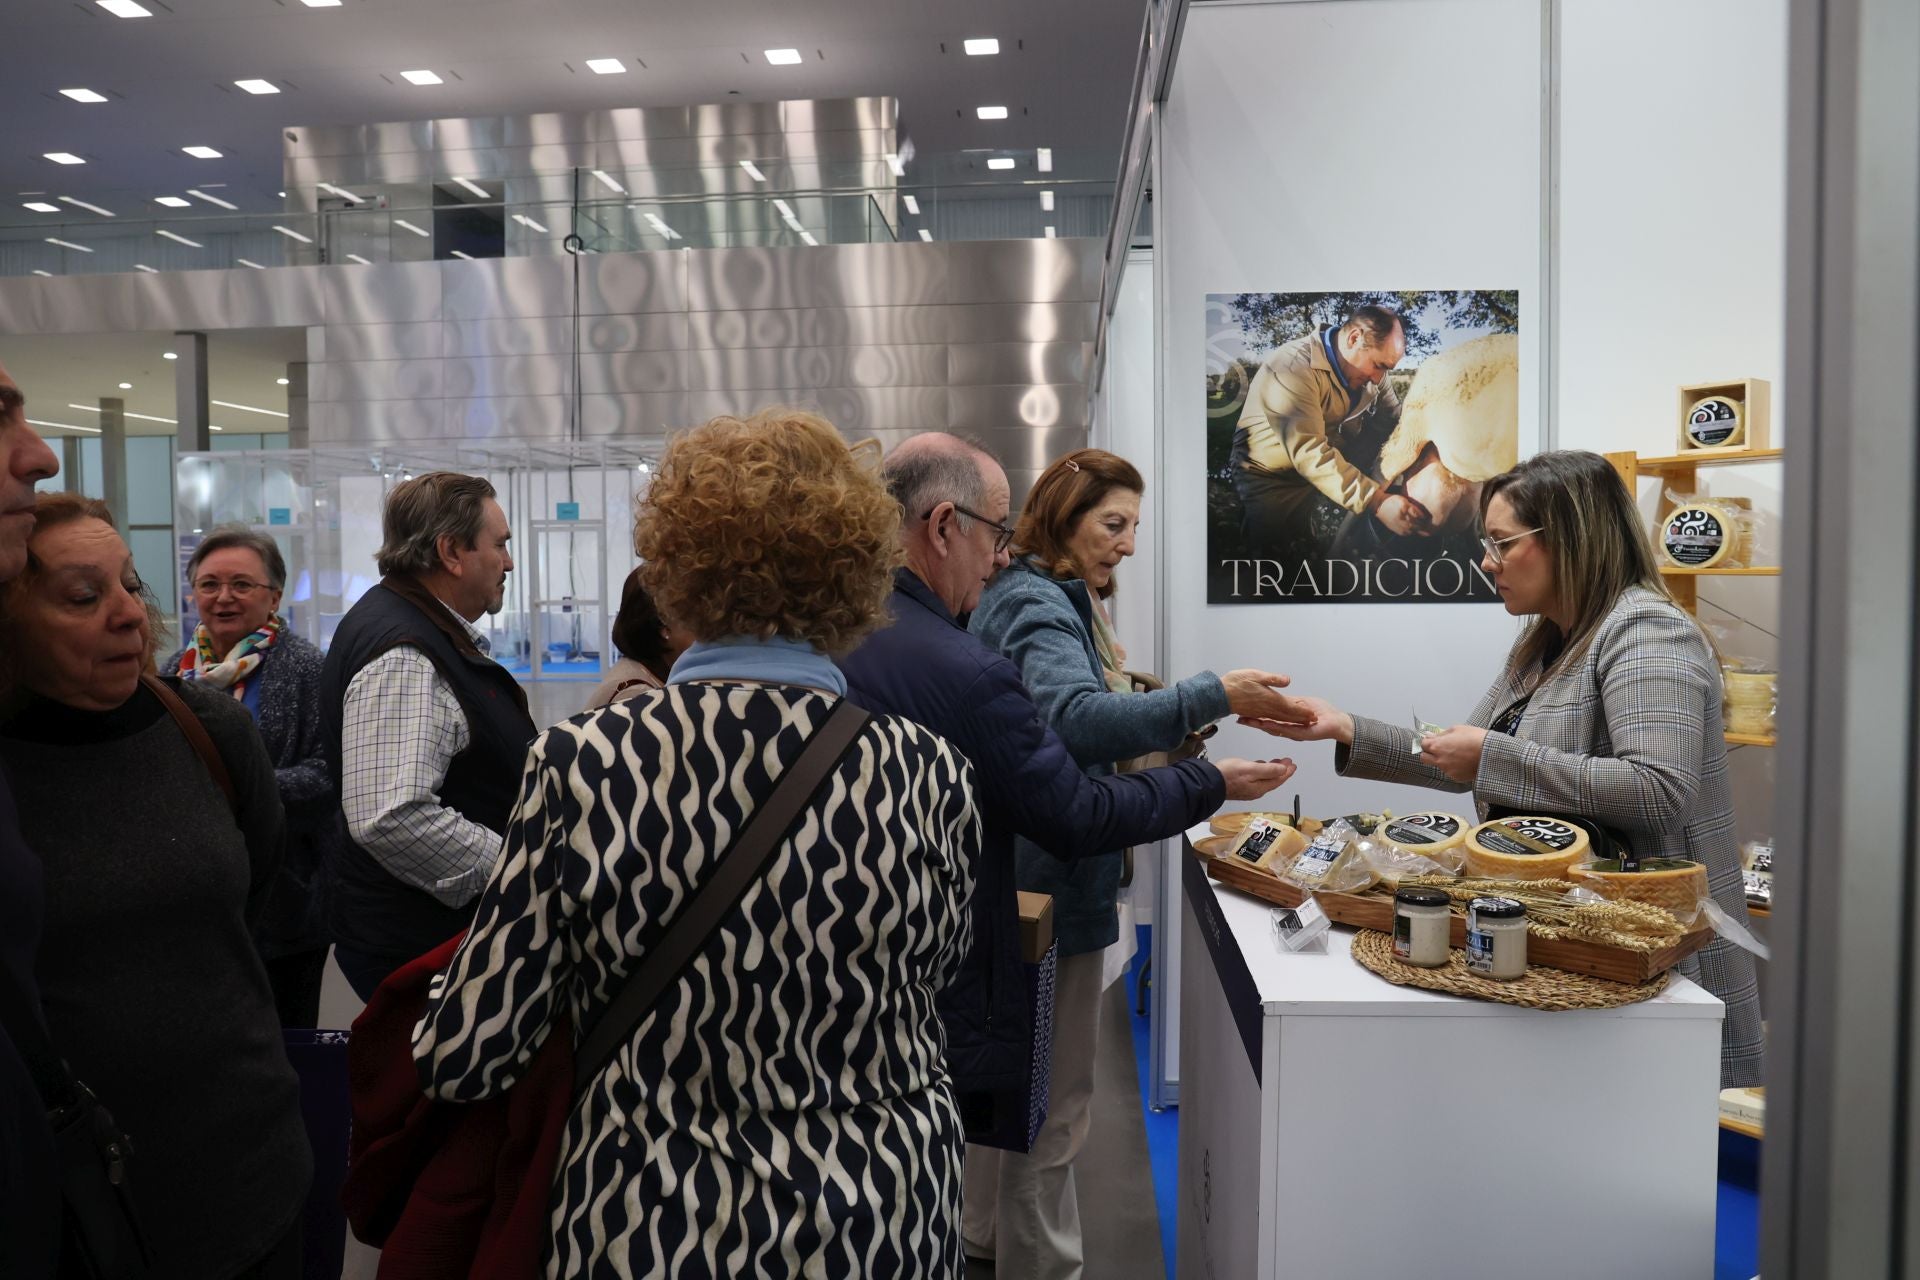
[1684,395,1746,449]
[1569,858,1708,919]
[1210,810,1292,839]
[1465,816,1591,880]
[1379,812,1469,856]
[1662,503,1748,569]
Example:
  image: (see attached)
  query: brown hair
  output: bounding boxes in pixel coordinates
[609,567,671,679]
[1011,448,1144,599]
[634,408,902,656]
[375,471,496,578]
[0,493,166,697]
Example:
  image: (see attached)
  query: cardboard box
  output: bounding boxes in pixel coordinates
[1017,891,1054,964]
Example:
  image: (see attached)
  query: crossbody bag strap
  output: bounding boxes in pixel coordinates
[572,697,870,1096]
[141,673,238,814]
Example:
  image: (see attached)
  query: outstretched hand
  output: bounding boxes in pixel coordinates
[1239,695,1354,745]
[1220,669,1314,726]
[1214,756,1298,800]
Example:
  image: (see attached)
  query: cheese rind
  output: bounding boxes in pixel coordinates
[1684,394,1746,449]
[1569,858,1709,918]
[1465,816,1590,880]
[1379,812,1469,856]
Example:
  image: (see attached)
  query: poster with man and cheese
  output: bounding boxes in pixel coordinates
[1206,290,1521,604]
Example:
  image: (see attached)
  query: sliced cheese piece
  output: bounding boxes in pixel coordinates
[1568,858,1708,919]
[1684,394,1746,449]
[1661,502,1748,569]
[1223,819,1307,874]
[1465,816,1590,880]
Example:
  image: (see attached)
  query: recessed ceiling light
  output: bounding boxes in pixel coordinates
[213,400,289,419]
[236,258,265,268]
[963,38,1000,56]
[46,238,93,253]
[96,0,152,16]
[163,352,178,360]
[276,377,290,385]
[182,146,222,159]
[1036,147,1053,172]
[1044,226,1056,239]
[591,169,625,194]
[977,105,1009,120]
[155,196,192,208]
[234,79,279,95]
[44,153,86,166]
[60,88,109,103]
[157,229,203,248]
[585,58,626,74]
[392,218,429,237]
[918,229,933,242]
[22,202,60,213]
[883,153,906,176]
[188,189,237,210]
[512,213,548,233]
[902,194,920,215]
[450,249,475,260]
[987,157,1016,170]
[764,48,803,65]
[118,382,132,389]
[740,160,767,182]
[58,196,114,217]
[1040,190,1054,211]
[451,177,489,199]
[400,70,443,86]
[271,224,312,243]
[345,253,371,265]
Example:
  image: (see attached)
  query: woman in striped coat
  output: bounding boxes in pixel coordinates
[413,410,984,1278]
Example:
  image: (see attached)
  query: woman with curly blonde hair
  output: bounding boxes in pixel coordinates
[415,409,985,1278]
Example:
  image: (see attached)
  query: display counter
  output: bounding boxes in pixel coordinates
[1176,826,1723,1280]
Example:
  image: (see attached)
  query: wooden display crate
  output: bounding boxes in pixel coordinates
[1677,377,1771,454]
[1196,844,1712,986]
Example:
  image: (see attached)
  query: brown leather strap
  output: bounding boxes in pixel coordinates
[142,672,238,813]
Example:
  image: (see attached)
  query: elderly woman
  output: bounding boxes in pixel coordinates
[580,566,694,711]
[164,525,336,1028]
[965,447,1301,1278]
[1273,450,1764,1087]
[0,495,311,1278]
[415,409,985,1278]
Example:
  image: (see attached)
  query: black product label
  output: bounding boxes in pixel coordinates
[1393,911,1413,959]
[1292,833,1343,882]
[1466,929,1495,972]
[1663,508,1727,566]
[1687,399,1740,447]
[1234,821,1280,864]
[1384,814,1463,846]
[1476,818,1578,857]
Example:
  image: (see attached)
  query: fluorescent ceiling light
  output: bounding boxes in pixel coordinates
[987,157,1016,170]
[300,0,343,6]
[1040,189,1054,211]
[976,105,1009,120]
[22,202,60,213]
[591,169,625,194]
[60,88,109,103]
[346,253,371,264]
[400,70,443,86]
[272,224,313,243]
[451,177,489,199]
[317,182,363,204]
[134,265,157,273]
[739,160,766,181]
[213,400,289,419]
[234,79,279,95]
[46,238,93,253]
[1037,147,1053,172]
[155,196,191,208]
[187,188,237,210]
[963,38,1000,56]
[96,0,151,16]
[30,271,53,277]
[450,249,475,260]
[156,229,203,247]
[29,419,99,434]
[182,146,222,159]
[512,213,548,233]
[902,194,920,215]
[642,213,681,241]
[162,351,178,359]
[918,229,933,242]
[44,153,86,166]
[67,404,174,423]
[764,48,803,65]
[772,198,794,217]
[1044,226,1056,238]
[236,258,265,269]
[799,231,818,246]
[883,153,906,176]
[585,58,625,74]
[59,196,115,217]
[393,218,429,237]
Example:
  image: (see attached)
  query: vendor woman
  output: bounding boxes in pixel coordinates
[1272,450,1762,1087]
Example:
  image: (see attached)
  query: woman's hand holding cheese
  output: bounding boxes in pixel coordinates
[1419,725,1488,784]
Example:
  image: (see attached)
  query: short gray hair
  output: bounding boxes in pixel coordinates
[883,435,999,531]
[375,471,496,578]
[186,524,287,591]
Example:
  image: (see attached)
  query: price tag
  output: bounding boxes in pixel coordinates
[1270,897,1331,953]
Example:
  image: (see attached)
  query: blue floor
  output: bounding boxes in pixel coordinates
[1124,924,1763,1280]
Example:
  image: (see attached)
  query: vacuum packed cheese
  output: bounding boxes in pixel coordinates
[1569,858,1708,919]
[1378,812,1470,857]
[1684,395,1746,449]
[1464,816,1591,880]
[1223,819,1308,874]
[1661,502,1749,569]
[1211,810,1291,839]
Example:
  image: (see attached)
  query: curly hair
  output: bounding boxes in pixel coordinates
[635,409,903,655]
[1011,448,1145,599]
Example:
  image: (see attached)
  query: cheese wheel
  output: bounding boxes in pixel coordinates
[1569,858,1708,919]
[1722,669,1777,736]
[1464,816,1590,880]
[1379,812,1469,857]
[1684,395,1746,449]
[1662,502,1749,569]
[1210,810,1292,839]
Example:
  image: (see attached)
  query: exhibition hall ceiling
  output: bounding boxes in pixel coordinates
[3,0,1143,208]
[2,328,303,437]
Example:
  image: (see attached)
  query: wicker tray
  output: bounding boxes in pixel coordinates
[1196,842,1710,985]
[1349,930,1671,1010]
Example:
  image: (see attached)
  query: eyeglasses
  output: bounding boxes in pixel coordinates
[192,577,270,599]
[925,505,1016,556]
[1477,527,1542,568]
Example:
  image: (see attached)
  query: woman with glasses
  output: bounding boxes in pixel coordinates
[1269,450,1762,1088]
[164,525,338,1029]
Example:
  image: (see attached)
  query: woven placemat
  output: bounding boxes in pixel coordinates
[1350,930,1671,1010]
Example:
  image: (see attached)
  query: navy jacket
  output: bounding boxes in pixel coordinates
[842,569,1225,1103]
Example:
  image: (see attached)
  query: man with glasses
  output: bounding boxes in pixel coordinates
[841,432,1293,1145]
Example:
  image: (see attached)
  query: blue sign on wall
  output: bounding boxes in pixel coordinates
[556,502,581,521]
[268,507,291,526]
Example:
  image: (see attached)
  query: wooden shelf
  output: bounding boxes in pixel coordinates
[1720,1115,1765,1140]
[1635,447,1784,474]
[1726,732,1776,747]
[1747,903,1771,919]
[1659,566,1780,577]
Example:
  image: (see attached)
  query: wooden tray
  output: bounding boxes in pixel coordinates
[1197,846,1711,985]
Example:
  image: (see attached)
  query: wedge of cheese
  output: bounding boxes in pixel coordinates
[1465,816,1590,880]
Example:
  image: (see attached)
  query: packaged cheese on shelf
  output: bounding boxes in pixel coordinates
[1722,665,1777,738]
[1464,816,1591,880]
[1660,493,1754,569]
[1364,812,1472,884]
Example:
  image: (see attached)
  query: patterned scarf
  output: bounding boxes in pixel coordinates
[179,613,285,698]
[1086,596,1134,695]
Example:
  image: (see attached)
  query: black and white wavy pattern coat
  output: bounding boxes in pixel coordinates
[413,681,982,1278]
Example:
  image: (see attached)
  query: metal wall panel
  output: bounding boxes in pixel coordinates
[686,345,948,392]
[948,342,1091,387]
[945,239,1104,306]
[313,359,444,402]
[324,321,444,362]
[945,302,1102,345]
[688,305,953,350]
[687,242,950,311]
[681,385,949,436]
[948,384,1089,433]
[322,260,444,326]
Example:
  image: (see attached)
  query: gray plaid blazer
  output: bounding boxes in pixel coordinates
[1338,586,1763,1088]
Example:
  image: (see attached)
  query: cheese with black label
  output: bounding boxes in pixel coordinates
[1465,816,1590,880]
[1379,812,1469,856]
[1225,818,1306,873]
[1684,395,1746,449]
[1662,502,1749,570]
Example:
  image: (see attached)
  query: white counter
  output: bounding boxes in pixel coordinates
[1176,825,1724,1280]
